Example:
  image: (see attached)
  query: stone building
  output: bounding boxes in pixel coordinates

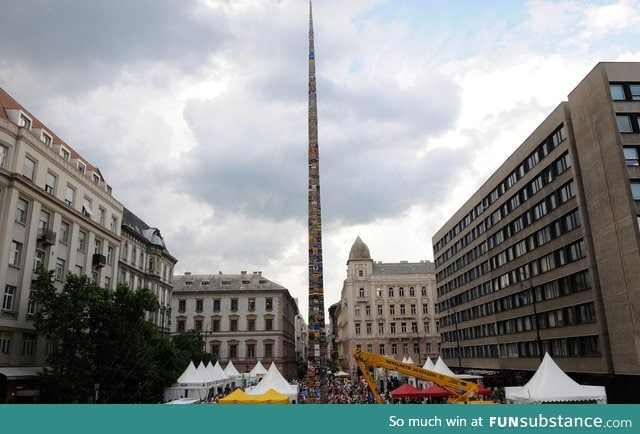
[333,237,439,376]
[171,271,299,380]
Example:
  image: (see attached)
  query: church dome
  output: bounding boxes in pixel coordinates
[348,236,371,261]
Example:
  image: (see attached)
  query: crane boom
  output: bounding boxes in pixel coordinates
[352,350,480,403]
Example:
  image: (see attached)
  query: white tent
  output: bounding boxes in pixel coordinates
[505,353,607,404]
[434,357,457,377]
[206,361,228,384]
[223,360,241,378]
[249,360,268,380]
[405,356,415,365]
[245,362,298,402]
[173,361,208,400]
[422,357,435,371]
[196,361,215,386]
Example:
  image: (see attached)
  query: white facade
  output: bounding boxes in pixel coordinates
[334,237,440,376]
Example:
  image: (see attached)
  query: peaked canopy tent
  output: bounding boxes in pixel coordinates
[245,362,298,402]
[164,361,209,401]
[249,360,268,380]
[505,353,607,404]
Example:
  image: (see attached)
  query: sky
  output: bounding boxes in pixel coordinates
[1,0,639,323]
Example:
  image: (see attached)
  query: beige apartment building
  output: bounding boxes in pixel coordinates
[432,62,640,402]
[332,237,439,376]
[171,271,300,380]
[0,88,122,401]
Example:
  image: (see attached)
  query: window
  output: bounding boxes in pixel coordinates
[59,221,70,243]
[264,343,273,358]
[177,320,186,333]
[65,185,75,206]
[60,147,70,161]
[366,323,372,334]
[632,181,640,200]
[359,288,365,297]
[247,343,255,358]
[365,305,371,316]
[355,323,361,334]
[422,304,428,315]
[377,305,383,315]
[391,343,398,354]
[22,333,36,355]
[16,198,28,223]
[624,147,640,166]
[401,323,407,333]
[0,144,7,168]
[78,230,86,252]
[0,336,12,354]
[19,113,31,129]
[389,305,395,315]
[92,173,100,185]
[265,298,273,310]
[111,216,118,233]
[248,319,256,331]
[354,306,360,316]
[617,115,635,133]
[213,299,220,312]
[265,318,273,331]
[196,300,203,312]
[358,270,363,277]
[27,298,37,315]
[399,287,405,297]
[178,300,186,313]
[94,239,101,255]
[9,241,22,267]
[34,250,45,272]
[104,276,111,290]
[390,323,396,333]
[38,210,50,235]
[610,83,626,100]
[409,287,415,297]
[229,343,238,358]
[77,161,86,174]
[212,319,220,332]
[400,304,406,315]
[230,299,238,311]
[41,132,52,146]
[23,156,36,180]
[230,319,238,331]
[3,285,16,311]
[55,258,65,281]
[410,304,416,315]
[45,172,56,194]
[379,344,385,354]
[82,197,92,217]
[388,287,394,297]
[248,298,255,311]
[107,246,113,264]
[378,323,384,334]
[98,207,106,226]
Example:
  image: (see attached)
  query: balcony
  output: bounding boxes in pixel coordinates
[37,229,57,246]
[92,253,106,268]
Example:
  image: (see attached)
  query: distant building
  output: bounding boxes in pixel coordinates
[119,207,177,336]
[0,88,122,402]
[171,271,299,379]
[333,237,439,376]
[433,62,640,402]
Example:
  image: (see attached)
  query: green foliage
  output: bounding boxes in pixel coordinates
[30,270,188,403]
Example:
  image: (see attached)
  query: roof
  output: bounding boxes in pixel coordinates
[372,261,434,274]
[348,236,371,261]
[122,207,175,258]
[0,87,102,178]
[172,272,287,292]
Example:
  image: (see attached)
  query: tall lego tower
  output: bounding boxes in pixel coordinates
[306,0,328,403]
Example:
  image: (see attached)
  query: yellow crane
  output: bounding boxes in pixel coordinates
[352,349,489,404]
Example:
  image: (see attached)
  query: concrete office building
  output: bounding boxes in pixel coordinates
[334,237,439,376]
[171,271,300,380]
[432,62,640,401]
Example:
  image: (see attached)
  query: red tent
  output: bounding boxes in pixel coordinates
[423,384,452,398]
[389,383,430,399]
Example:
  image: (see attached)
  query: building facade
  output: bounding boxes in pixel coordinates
[334,237,439,376]
[0,88,122,401]
[120,207,177,336]
[171,271,300,380]
[432,63,640,401]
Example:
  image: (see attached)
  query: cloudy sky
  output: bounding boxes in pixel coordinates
[1,0,639,322]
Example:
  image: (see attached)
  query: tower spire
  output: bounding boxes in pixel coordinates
[307,0,328,403]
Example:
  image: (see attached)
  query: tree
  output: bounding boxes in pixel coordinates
[31,270,186,403]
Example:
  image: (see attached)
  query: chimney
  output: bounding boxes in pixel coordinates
[241,271,247,275]
[184,272,191,275]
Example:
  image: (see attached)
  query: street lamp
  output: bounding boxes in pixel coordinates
[447,305,462,369]
[520,271,543,361]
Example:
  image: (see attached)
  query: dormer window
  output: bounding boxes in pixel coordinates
[19,113,31,129]
[60,147,70,161]
[77,161,86,174]
[92,173,100,185]
[40,132,52,146]
[201,280,210,286]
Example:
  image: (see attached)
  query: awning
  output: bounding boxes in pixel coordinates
[0,367,43,380]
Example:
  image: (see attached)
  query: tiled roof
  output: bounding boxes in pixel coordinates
[173,273,286,292]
